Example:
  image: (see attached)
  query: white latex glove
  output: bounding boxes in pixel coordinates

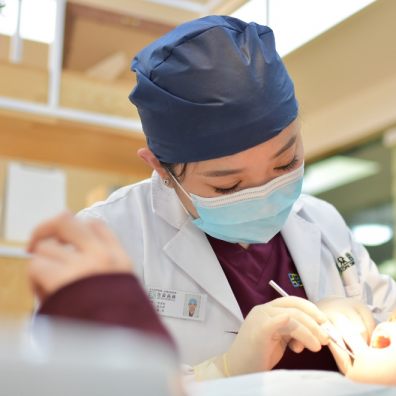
[194,296,330,379]
[316,297,376,374]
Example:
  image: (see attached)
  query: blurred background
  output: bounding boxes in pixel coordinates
[0,0,395,316]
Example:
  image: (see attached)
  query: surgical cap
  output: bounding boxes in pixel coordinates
[129,15,298,163]
[188,298,198,305]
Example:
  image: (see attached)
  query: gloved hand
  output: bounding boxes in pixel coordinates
[27,212,133,302]
[194,296,329,379]
[316,297,376,374]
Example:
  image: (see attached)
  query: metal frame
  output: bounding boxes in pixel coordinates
[9,0,23,63]
[0,95,143,131]
[48,0,66,109]
[0,245,30,259]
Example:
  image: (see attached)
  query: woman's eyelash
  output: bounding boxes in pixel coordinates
[275,156,299,171]
[213,158,299,194]
[214,183,240,194]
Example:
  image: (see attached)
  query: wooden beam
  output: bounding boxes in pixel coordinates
[86,51,129,80]
[0,61,138,118]
[60,69,137,117]
[69,0,198,25]
[64,2,175,75]
[67,2,175,33]
[210,0,249,15]
[0,109,151,177]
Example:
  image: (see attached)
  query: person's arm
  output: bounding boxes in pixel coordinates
[38,273,175,346]
[28,212,175,347]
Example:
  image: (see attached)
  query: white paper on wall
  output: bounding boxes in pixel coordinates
[3,162,66,242]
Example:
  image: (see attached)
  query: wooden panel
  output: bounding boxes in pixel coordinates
[0,61,138,118]
[282,0,396,160]
[65,165,140,211]
[64,3,174,79]
[284,0,396,115]
[71,0,248,25]
[302,73,396,162]
[0,35,49,69]
[60,70,138,117]
[0,109,151,177]
[0,61,48,103]
[0,156,141,217]
[21,39,49,70]
[0,257,33,316]
[86,51,129,81]
[70,0,199,25]
[211,0,249,14]
[0,35,10,61]
[0,152,144,317]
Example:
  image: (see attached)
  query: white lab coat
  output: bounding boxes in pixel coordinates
[78,172,396,366]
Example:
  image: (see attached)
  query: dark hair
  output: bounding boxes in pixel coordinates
[160,161,188,181]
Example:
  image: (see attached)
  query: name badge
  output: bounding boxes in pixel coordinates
[147,287,207,321]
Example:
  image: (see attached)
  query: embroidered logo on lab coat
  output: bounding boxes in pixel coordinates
[288,273,303,288]
[335,253,355,273]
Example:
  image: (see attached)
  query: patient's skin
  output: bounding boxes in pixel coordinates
[346,320,396,386]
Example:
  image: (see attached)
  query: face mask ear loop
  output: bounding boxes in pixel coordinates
[167,170,194,217]
[167,171,191,198]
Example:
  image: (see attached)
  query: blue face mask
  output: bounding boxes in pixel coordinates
[171,165,304,244]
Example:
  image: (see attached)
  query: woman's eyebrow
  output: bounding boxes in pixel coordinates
[272,135,297,158]
[199,168,245,177]
[199,134,297,177]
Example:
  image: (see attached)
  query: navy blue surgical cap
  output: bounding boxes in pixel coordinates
[129,15,298,163]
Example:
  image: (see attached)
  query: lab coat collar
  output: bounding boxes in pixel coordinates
[281,198,322,302]
[151,171,189,229]
[152,171,244,323]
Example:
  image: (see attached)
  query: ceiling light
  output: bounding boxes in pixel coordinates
[302,156,380,195]
[351,224,393,246]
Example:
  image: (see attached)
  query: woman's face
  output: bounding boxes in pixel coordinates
[169,118,304,218]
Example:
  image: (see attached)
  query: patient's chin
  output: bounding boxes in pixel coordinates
[346,322,396,385]
[347,347,396,386]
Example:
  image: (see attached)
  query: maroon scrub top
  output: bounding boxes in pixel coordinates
[207,233,339,371]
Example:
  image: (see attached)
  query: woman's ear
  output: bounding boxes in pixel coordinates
[137,148,169,180]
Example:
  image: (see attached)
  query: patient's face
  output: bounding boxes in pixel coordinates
[347,321,396,385]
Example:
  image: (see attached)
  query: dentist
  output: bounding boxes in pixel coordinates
[78,16,396,379]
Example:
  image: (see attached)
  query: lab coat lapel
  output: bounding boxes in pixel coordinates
[281,207,322,302]
[151,172,244,323]
[164,222,244,323]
